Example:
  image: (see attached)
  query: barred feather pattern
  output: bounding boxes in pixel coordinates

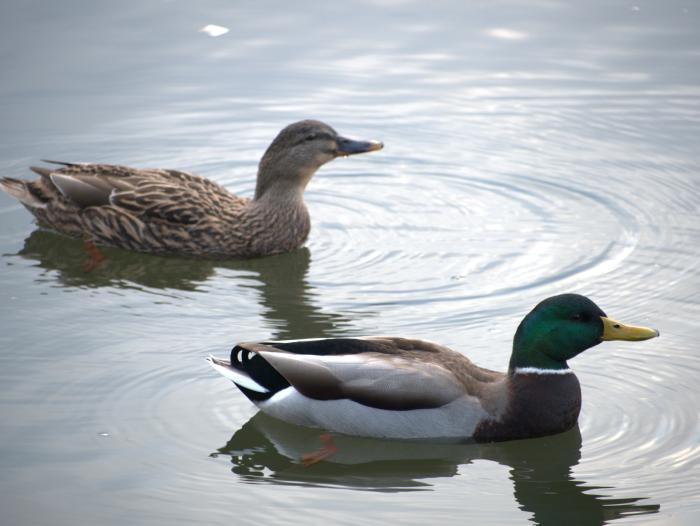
[1,163,312,258]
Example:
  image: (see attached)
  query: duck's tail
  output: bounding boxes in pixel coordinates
[0,177,47,208]
[206,355,270,394]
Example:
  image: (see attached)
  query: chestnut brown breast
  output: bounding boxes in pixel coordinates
[474,373,582,442]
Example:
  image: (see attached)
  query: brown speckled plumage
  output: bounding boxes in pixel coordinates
[0,120,382,258]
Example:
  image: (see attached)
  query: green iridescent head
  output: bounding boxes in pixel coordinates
[509,294,659,372]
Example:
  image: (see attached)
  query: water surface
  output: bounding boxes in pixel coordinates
[1,1,699,525]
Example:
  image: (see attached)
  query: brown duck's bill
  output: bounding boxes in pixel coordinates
[335,136,384,156]
[601,316,660,341]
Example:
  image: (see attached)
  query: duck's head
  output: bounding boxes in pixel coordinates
[254,120,383,200]
[509,293,659,373]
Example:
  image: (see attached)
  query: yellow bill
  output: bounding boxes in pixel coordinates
[601,316,660,341]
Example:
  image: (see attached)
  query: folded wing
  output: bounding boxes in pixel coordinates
[219,338,473,411]
[36,162,245,225]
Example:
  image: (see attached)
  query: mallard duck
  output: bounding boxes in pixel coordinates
[207,294,659,442]
[0,120,382,258]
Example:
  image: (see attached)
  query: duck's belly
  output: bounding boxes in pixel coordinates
[258,387,489,440]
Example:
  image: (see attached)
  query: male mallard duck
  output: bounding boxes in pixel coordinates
[0,120,382,258]
[207,294,659,442]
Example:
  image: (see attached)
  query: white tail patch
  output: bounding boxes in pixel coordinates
[206,355,269,393]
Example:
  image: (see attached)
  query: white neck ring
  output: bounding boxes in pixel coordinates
[513,367,573,375]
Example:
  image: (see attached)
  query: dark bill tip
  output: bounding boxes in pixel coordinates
[335,136,384,156]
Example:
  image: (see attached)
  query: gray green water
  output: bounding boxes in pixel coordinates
[1,1,699,524]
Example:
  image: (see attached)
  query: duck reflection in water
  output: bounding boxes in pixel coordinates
[213,413,659,525]
[13,229,351,340]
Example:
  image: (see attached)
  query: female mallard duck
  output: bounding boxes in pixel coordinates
[0,120,382,258]
[208,294,659,442]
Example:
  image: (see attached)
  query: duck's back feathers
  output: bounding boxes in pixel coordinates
[256,342,468,411]
[3,162,255,256]
[35,162,244,215]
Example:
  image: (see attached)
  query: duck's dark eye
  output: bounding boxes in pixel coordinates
[570,313,583,321]
[304,134,317,142]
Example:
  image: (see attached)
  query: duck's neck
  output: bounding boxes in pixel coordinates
[508,345,570,374]
[253,180,306,207]
[249,179,310,231]
[254,165,316,202]
[243,177,311,257]
[507,317,573,373]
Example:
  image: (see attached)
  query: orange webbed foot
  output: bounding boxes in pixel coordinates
[82,240,106,272]
[302,433,339,467]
